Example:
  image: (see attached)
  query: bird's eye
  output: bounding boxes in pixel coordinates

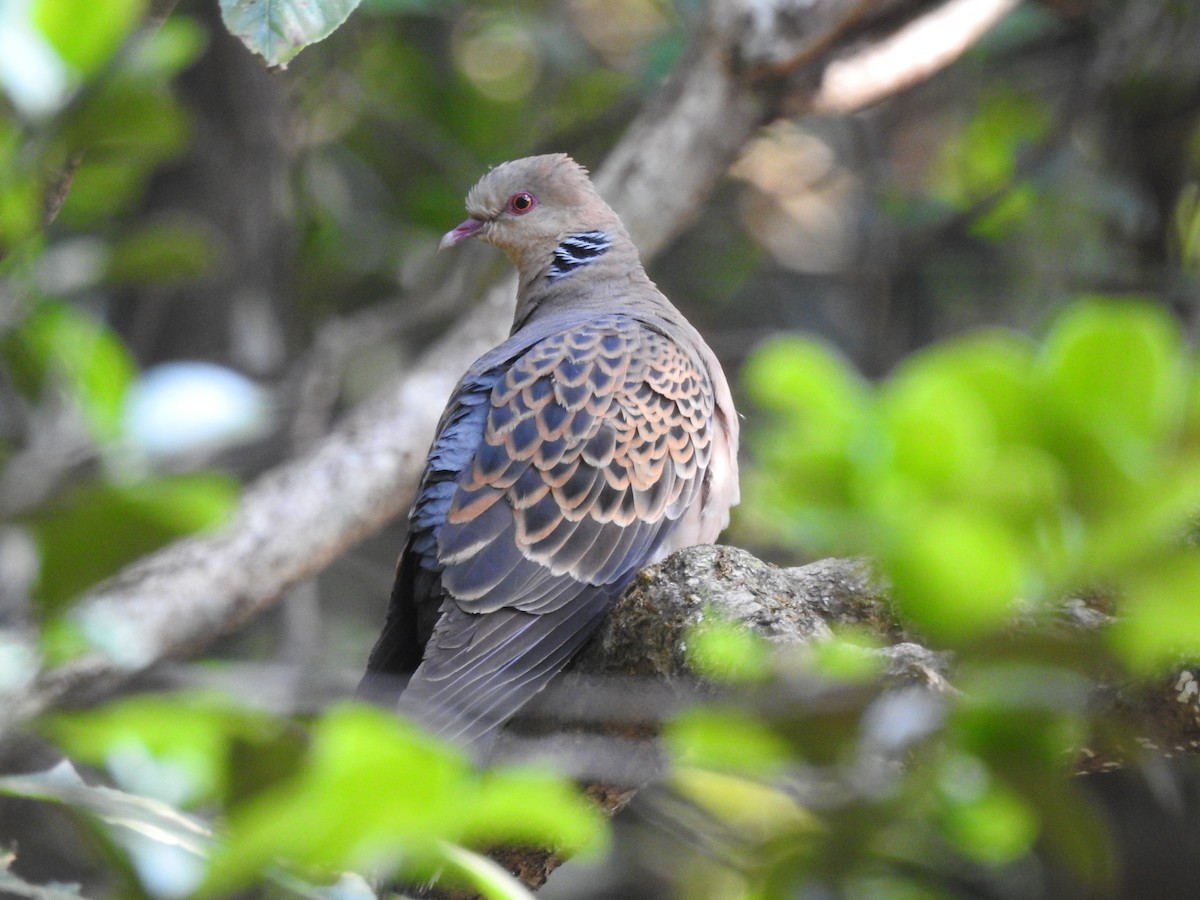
[507,192,537,215]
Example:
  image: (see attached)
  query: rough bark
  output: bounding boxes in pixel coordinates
[7,0,1020,732]
[451,546,947,897]
[423,546,1198,896]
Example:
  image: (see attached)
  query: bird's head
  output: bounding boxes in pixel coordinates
[440,154,620,274]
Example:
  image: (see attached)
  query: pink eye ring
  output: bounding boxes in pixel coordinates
[507,192,537,215]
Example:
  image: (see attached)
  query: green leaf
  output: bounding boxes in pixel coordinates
[458,767,604,851]
[744,336,874,512]
[63,78,191,159]
[55,162,151,227]
[886,506,1024,641]
[123,16,209,80]
[436,843,536,900]
[931,88,1051,214]
[879,362,996,498]
[905,331,1037,446]
[106,220,218,285]
[1112,553,1200,672]
[219,0,364,68]
[44,693,284,807]
[27,473,239,610]
[669,766,813,840]
[667,708,792,777]
[32,0,147,76]
[809,628,884,682]
[688,618,773,683]
[939,771,1038,864]
[743,336,869,422]
[0,759,211,858]
[4,299,137,441]
[205,704,605,893]
[1037,298,1187,493]
[0,123,43,249]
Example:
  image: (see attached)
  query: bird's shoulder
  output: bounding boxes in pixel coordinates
[443,308,715,432]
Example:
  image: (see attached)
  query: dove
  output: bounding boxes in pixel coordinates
[360,154,739,756]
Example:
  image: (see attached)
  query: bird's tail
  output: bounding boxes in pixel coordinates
[397,592,616,758]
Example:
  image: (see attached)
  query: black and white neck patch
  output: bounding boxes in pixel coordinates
[547,230,612,282]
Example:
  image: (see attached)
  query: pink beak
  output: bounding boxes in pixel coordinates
[439,217,485,250]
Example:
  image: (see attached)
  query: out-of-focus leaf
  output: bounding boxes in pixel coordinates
[219,0,363,68]
[938,769,1037,864]
[3,299,136,441]
[744,336,870,421]
[205,704,605,893]
[546,69,632,134]
[45,693,286,808]
[436,844,536,900]
[56,77,190,229]
[58,162,153,228]
[452,13,541,103]
[63,79,190,158]
[879,377,991,502]
[905,331,1037,445]
[746,297,1200,654]
[973,181,1037,240]
[667,708,792,777]
[106,220,218,285]
[26,472,239,609]
[688,618,773,683]
[31,0,146,77]
[0,760,211,857]
[670,766,813,839]
[457,767,602,850]
[885,506,1024,642]
[1174,181,1200,274]
[123,16,208,80]
[954,665,1088,764]
[1037,299,1187,488]
[744,336,873,512]
[0,123,43,249]
[1112,554,1200,671]
[931,88,1051,219]
[810,629,883,682]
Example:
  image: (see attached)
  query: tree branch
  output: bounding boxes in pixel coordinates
[11,0,1014,730]
[455,546,1196,895]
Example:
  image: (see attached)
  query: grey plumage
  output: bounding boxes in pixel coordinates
[360,154,739,756]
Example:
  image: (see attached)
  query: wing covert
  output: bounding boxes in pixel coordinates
[436,315,715,613]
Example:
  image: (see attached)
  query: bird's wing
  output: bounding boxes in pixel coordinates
[395,313,718,748]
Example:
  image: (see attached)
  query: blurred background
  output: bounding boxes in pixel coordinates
[5,0,1200,896]
[7,0,1200,665]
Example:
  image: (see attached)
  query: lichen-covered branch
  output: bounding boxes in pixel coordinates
[13,0,1010,730]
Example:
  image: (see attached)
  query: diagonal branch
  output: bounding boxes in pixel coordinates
[12,0,1015,729]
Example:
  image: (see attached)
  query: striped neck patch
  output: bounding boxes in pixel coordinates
[547,231,612,282]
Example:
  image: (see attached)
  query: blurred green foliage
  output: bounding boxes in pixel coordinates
[3,1,1200,899]
[0,2,673,895]
[930,88,1052,240]
[41,696,604,896]
[3,298,136,441]
[654,298,1200,897]
[33,0,147,78]
[26,472,240,611]
[45,692,292,807]
[745,298,1200,667]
